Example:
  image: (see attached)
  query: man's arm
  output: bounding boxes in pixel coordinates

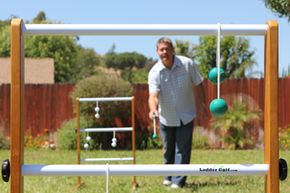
[148,92,159,120]
[194,83,207,118]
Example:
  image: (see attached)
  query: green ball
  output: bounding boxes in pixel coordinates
[208,67,226,84]
[209,98,228,117]
[152,134,158,139]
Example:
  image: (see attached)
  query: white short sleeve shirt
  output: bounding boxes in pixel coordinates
[148,55,203,126]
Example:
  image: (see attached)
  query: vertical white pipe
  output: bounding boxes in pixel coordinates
[106,163,109,193]
[217,23,221,99]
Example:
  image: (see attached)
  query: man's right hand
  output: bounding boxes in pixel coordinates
[149,111,159,120]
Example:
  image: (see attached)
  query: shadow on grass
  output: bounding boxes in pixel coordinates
[185,178,240,192]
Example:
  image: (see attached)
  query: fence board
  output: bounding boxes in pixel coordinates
[0,78,289,138]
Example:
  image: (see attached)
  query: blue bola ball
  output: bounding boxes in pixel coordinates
[208,67,226,84]
[209,98,228,116]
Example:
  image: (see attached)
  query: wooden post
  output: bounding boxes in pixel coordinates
[264,20,279,193]
[10,18,24,193]
[131,96,137,190]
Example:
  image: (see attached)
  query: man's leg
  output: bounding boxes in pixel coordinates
[172,120,194,187]
[160,124,176,183]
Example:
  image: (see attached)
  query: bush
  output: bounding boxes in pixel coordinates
[210,95,262,149]
[121,68,148,83]
[56,118,88,150]
[0,132,9,150]
[70,74,133,149]
[136,132,163,150]
[280,125,290,150]
[192,126,209,149]
[24,133,46,148]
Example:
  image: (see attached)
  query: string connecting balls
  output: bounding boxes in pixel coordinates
[209,98,228,117]
[208,67,227,84]
[209,23,228,117]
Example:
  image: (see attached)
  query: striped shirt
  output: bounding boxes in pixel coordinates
[148,55,203,126]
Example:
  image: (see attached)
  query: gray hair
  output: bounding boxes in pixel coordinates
[156,37,174,50]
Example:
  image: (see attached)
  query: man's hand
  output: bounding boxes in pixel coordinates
[148,92,159,120]
[149,110,159,120]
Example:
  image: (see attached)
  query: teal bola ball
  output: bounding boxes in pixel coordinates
[208,67,226,84]
[152,134,158,139]
[209,98,228,116]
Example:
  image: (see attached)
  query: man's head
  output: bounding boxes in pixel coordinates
[156,37,175,68]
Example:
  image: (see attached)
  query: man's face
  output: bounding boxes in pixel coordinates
[157,42,174,65]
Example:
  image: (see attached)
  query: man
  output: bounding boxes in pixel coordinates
[148,37,206,188]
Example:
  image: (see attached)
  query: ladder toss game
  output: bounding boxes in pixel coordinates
[2,19,287,193]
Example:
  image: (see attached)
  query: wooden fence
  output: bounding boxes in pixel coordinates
[0,78,289,137]
[0,84,75,136]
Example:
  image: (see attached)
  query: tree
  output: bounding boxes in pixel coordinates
[0,12,103,83]
[105,51,149,83]
[71,46,103,82]
[0,25,10,56]
[24,34,79,82]
[105,52,147,70]
[0,19,10,29]
[192,36,256,78]
[281,64,290,77]
[263,0,290,20]
[174,39,194,58]
[32,11,47,23]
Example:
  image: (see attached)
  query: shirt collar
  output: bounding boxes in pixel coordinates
[156,55,181,72]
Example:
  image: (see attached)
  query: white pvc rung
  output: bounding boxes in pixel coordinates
[22,164,269,176]
[81,157,134,162]
[79,97,133,102]
[81,127,133,132]
[24,24,268,36]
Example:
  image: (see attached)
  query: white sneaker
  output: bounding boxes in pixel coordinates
[163,179,172,186]
[170,184,181,189]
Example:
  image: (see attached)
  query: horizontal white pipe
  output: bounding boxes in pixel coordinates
[79,97,133,102]
[82,157,134,162]
[81,127,132,132]
[24,24,268,36]
[22,164,268,176]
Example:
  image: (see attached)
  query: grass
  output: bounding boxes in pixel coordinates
[0,149,289,193]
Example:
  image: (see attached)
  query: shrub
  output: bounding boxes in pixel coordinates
[121,68,148,83]
[210,95,262,149]
[56,118,88,150]
[0,132,9,150]
[70,74,133,149]
[280,125,290,150]
[192,126,209,149]
[24,133,46,148]
[136,132,163,150]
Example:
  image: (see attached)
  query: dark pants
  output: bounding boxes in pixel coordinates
[160,120,194,187]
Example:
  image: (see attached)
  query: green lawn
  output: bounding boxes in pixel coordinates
[1,149,289,193]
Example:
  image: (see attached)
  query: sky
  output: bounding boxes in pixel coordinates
[1,0,290,76]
